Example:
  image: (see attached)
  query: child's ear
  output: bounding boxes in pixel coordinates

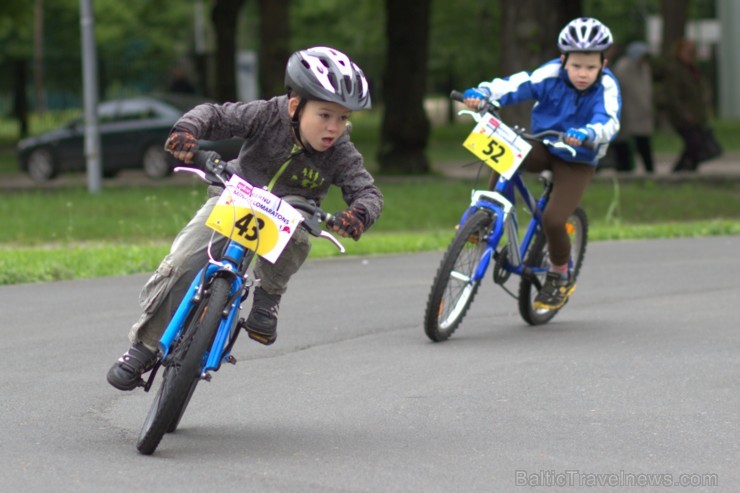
[560,54,566,64]
[288,96,301,118]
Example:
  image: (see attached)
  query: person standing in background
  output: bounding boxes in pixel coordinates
[612,41,655,174]
[663,38,716,173]
[169,66,196,95]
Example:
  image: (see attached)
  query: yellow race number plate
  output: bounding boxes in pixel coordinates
[462,113,532,179]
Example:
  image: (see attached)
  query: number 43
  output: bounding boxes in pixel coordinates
[234,213,265,241]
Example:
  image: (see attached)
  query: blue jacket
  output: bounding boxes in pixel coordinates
[478,58,621,165]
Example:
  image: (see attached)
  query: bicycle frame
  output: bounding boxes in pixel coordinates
[423,90,590,340]
[158,239,251,378]
[458,169,553,287]
[147,162,343,388]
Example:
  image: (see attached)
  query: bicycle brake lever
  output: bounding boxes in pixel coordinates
[543,139,577,158]
[174,166,208,180]
[174,166,228,186]
[457,109,484,123]
[318,230,346,253]
[300,216,324,237]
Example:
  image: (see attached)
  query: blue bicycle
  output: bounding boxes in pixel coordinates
[423,91,588,342]
[136,150,344,455]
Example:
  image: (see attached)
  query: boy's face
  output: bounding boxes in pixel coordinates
[560,52,606,91]
[289,97,352,152]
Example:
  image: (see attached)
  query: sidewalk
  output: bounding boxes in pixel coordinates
[2,152,739,191]
[0,168,201,190]
[434,151,740,182]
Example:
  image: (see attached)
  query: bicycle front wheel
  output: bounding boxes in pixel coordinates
[518,206,588,325]
[424,209,494,342]
[136,276,231,455]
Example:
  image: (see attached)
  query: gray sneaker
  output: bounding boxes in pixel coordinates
[533,271,576,310]
[106,342,158,391]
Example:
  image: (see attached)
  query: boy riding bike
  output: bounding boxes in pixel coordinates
[107,46,383,391]
[462,17,621,310]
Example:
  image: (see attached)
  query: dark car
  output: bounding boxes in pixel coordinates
[17,94,243,182]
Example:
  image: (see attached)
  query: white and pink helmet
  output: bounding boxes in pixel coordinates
[558,17,613,53]
[285,46,371,111]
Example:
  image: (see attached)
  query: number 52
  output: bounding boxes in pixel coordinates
[482,138,506,163]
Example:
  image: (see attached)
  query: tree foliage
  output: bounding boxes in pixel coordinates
[0,0,719,173]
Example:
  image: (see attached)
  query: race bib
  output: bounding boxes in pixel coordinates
[205,175,304,263]
[462,113,532,179]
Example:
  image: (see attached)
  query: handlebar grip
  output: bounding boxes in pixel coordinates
[192,150,222,167]
[582,140,596,151]
[450,90,465,103]
[451,89,498,113]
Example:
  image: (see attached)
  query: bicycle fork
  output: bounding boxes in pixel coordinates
[143,242,251,391]
[463,184,549,287]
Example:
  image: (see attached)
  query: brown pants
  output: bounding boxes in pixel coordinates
[489,142,595,267]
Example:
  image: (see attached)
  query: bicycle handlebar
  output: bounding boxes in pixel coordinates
[450,90,498,114]
[175,151,345,252]
[450,90,595,151]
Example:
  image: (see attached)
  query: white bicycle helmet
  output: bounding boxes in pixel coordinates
[285,46,371,111]
[558,17,613,53]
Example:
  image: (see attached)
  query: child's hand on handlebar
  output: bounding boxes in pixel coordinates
[462,87,492,110]
[564,127,595,147]
[327,205,368,241]
[165,130,199,163]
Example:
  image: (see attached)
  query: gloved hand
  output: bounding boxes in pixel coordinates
[327,205,368,241]
[463,87,491,101]
[564,127,595,145]
[462,87,496,111]
[164,129,198,163]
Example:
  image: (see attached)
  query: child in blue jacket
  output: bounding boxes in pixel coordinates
[463,17,621,310]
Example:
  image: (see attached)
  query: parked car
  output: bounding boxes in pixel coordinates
[17,94,243,182]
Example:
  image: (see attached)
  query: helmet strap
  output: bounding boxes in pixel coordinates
[290,97,308,145]
[289,97,318,153]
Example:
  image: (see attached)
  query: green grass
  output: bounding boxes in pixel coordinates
[2,106,739,286]
[1,176,739,285]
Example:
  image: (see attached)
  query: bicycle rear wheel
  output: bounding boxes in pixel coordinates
[518,206,588,325]
[136,276,231,455]
[424,209,494,341]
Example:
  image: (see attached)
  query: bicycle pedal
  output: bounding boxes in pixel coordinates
[141,362,161,392]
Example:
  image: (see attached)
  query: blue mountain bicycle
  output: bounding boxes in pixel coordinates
[423,91,588,342]
[136,150,344,455]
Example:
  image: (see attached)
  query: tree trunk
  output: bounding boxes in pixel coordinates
[377,0,431,175]
[258,0,290,98]
[211,0,246,102]
[13,58,29,138]
[34,0,45,114]
[498,0,581,128]
[661,0,689,57]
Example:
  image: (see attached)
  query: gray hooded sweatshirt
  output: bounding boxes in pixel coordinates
[174,95,382,229]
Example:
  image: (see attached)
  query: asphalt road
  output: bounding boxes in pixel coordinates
[1,237,738,492]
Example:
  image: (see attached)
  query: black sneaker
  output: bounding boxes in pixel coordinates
[533,271,576,310]
[244,287,280,345]
[106,342,159,391]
